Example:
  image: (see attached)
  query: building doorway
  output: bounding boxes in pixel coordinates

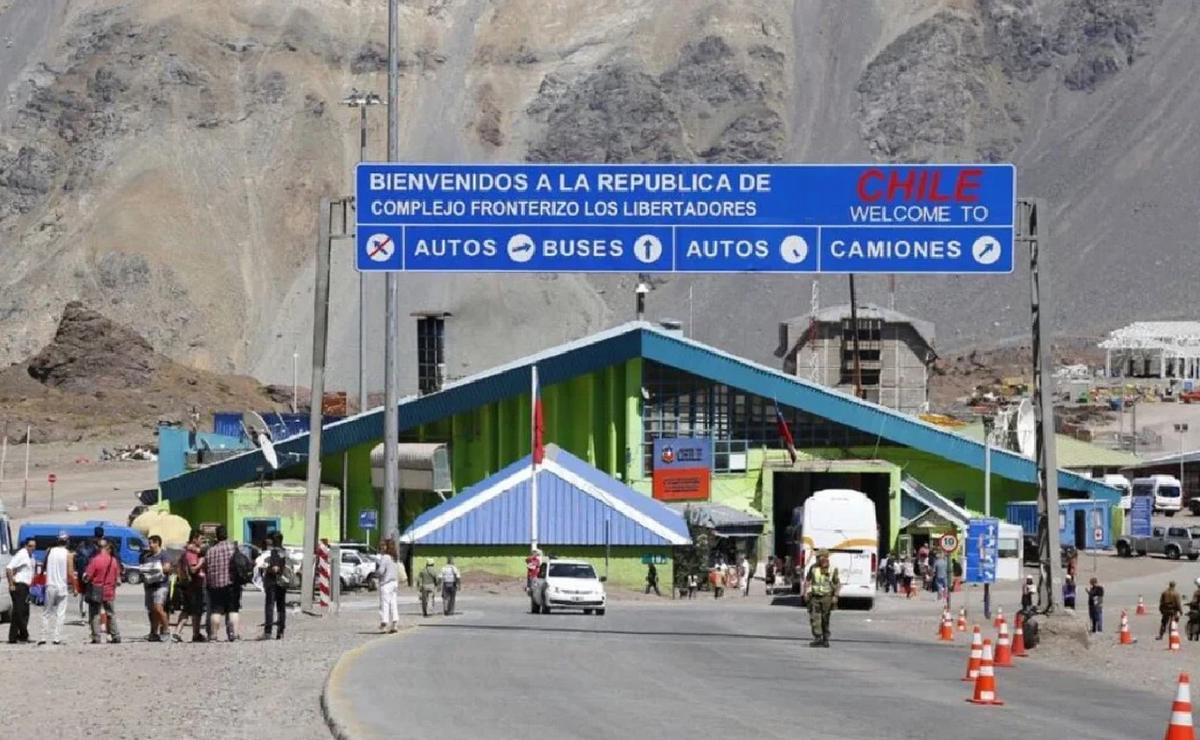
[244,517,281,548]
[772,470,893,559]
[1073,509,1087,552]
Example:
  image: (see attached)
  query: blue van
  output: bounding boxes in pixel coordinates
[17,520,148,584]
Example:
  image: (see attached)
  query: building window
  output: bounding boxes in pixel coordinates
[839,318,883,386]
[641,361,877,472]
[416,315,446,395]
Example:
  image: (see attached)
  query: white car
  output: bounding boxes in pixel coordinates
[529,558,606,615]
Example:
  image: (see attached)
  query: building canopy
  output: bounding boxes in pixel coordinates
[400,444,691,547]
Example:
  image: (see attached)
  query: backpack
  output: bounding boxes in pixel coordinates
[74,542,97,579]
[230,547,254,586]
[176,552,193,587]
[269,547,294,587]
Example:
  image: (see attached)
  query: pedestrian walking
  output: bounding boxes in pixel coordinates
[1063,574,1076,610]
[525,548,541,594]
[901,557,915,599]
[376,539,402,633]
[932,553,948,601]
[1086,576,1104,633]
[740,555,752,597]
[202,525,239,642]
[645,563,662,597]
[440,556,461,616]
[687,573,698,599]
[74,525,105,622]
[806,550,841,647]
[224,541,253,641]
[261,532,291,640]
[175,530,206,642]
[417,557,440,617]
[886,556,898,594]
[6,537,35,643]
[1158,580,1184,640]
[1021,574,1036,610]
[140,535,171,642]
[711,565,725,599]
[82,539,121,644]
[39,532,74,645]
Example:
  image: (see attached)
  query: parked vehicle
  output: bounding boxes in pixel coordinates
[1115,525,1200,560]
[0,498,12,622]
[339,549,375,591]
[1180,389,1200,404]
[1132,475,1182,516]
[1021,536,1077,567]
[1103,474,1133,509]
[17,520,147,583]
[529,558,607,615]
[792,489,878,609]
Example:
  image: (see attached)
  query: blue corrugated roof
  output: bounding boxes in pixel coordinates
[401,445,690,546]
[161,321,1117,502]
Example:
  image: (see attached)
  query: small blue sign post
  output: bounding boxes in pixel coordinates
[359,509,378,548]
[966,518,999,585]
[1130,496,1152,538]
[356,164,1015,274]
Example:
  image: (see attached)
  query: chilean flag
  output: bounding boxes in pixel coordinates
[776,406,797,464]
[532,364,545,465]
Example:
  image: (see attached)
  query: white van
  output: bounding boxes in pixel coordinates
[1103,474,1133,509]
[1132,475,1182,516]
[0,498,12,622]
[796,489,879,609]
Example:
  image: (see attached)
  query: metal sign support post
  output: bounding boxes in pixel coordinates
[1021,198,1063,613]
[301,197,353,614]
[381,0,401,545]
[982,420,993,619]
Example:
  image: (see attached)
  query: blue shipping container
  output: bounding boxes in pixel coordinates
[1006,499,1112,550]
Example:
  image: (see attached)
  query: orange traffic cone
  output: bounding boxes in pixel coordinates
[1119,609,1136,645]
[939,609,955,642]
[1012,613,1029,657]
[963,626,983,682]
[1169,617,1183,652]
[957,607,967,632]
[994,618,1014,667]
[1137,595,1148,616]
[1165,672,1195,740]
[993,607,1004,630]
[966,639,1004,706]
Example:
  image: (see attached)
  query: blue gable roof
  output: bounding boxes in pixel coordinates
[401,445,690,547]
[160,321,1117,502]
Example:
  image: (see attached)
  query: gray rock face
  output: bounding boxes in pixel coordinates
[0,0,1194,394]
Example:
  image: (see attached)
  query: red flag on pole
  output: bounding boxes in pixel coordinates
[532,365,545,465]
[776,406,797,464]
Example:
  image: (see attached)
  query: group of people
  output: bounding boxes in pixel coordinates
[878,550,957,600]
[375,539,460,626]
[704,555,753,599]
[4,523,293,646]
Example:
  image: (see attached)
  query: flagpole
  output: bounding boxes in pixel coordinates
[530,364,539,552]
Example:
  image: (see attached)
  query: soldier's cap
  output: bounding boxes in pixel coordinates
[817,549,830,558]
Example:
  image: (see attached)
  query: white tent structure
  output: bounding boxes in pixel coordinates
[1099,322,1200,380]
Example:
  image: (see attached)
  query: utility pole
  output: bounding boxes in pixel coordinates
[1021,198,1063,613]
[1175,423,1189,494]
[343,89,382,415]
[382,0,401,542]
[848,275,864,399]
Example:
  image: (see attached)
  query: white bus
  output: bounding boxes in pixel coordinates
[795,489,879,609]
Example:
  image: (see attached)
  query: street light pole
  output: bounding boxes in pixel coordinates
[1175,423,1189,496]
[292,348,298,414]
[342,90,382,416]
[383,0,401,542]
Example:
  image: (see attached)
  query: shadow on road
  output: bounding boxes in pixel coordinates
[419,621,935,648]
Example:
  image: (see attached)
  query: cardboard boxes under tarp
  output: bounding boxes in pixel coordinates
[168,479,341,548]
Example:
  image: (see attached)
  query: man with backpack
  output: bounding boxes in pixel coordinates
[174,530,206,642]
[74,525,104,620]
[261,531,291,640]
[203,525,241,642]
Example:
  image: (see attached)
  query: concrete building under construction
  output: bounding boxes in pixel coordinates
[777,304,937,414]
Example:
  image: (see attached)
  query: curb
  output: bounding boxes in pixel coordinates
[321,627,416,740]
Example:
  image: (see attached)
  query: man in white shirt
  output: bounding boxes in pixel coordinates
[6,538,36,643]
[741,556,752,597]
[39,532,74,646]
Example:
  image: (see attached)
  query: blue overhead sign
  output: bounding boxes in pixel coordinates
[355,164,1015,274]
[966,518,999,585]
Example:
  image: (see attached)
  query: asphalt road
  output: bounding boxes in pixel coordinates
[325,595,1169,740]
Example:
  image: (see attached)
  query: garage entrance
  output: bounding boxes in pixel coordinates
[773,469,893,558]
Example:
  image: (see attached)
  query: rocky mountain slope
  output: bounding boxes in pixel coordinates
[0,301,277,443]
[0,0,1195,395]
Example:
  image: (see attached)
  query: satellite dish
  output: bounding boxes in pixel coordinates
[243,411,279,470]
[1016,399,1036,458]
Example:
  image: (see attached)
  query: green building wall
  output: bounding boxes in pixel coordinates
[414,544,672,592]
[170,484,340,546]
